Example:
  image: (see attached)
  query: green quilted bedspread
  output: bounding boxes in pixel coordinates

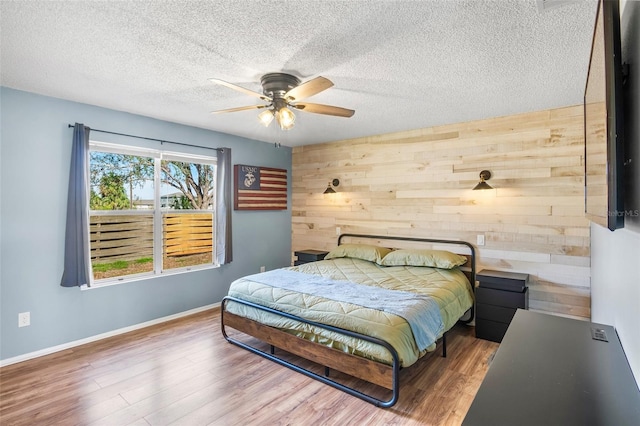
[225,257,474,367]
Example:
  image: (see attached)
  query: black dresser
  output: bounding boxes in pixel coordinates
[463,310,640,425]
[475,270,528,342]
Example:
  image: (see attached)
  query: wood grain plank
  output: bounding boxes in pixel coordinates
[293,105,591,318]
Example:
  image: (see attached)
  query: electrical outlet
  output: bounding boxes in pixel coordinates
[336,227,341,236]
[18,312,30,328]
[477,235,485,246]
[260,266,266,273]
[591,327,608,342]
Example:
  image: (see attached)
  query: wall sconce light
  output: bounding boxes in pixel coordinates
[323,178,340,194]
[472,170,493,190]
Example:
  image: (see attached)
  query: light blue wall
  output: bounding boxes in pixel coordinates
[0,87,292,361]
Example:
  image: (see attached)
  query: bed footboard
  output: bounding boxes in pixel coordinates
[221,296,401,408]
[221,233,474,407]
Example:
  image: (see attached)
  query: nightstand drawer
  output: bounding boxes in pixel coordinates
[476,287,528,309]
[294,250,329,265]
[476,303,517,323]
[476,318,511,343]
[296,250,328,261]
[477,270,528,292]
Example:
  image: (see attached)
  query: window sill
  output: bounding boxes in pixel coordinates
[81,263,220,290]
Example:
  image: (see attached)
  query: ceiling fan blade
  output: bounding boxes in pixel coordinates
[211,104,268,114]
[294,102,355,118]
[209,78,271,101]
[285,76,334,101]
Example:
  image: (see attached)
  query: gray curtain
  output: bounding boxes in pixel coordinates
[216,148,232,264]
[60,123,91,287]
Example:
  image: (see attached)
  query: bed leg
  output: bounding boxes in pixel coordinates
[325,366,330,377]
[270,345,275,354]
[442,332,447,358]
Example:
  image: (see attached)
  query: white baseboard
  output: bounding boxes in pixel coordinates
[0,303,220,368]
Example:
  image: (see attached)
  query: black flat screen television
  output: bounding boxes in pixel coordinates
[584,0,625,231]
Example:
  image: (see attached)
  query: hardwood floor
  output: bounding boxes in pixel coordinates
[0,308,498,426]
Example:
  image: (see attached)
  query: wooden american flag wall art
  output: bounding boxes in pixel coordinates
[234,164,288,210]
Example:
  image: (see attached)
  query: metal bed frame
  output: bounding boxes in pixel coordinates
[220,234,476,408]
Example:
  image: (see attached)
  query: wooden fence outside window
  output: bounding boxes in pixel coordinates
[90,213,213,264]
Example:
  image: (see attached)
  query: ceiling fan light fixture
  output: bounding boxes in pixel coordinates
[210,73,354,131]
[276,107,295,130]
[258,109,274,127]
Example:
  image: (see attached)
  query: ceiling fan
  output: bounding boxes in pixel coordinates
[209,73,355,130]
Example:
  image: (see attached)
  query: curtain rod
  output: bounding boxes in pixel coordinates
[67,124,223,152]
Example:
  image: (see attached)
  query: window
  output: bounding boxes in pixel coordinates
[89,142,216,284]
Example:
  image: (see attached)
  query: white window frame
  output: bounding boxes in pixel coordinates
[88,141,217,288]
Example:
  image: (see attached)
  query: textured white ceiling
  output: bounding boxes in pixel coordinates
[0,0,598,147]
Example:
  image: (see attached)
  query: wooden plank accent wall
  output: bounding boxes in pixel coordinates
[292,105,591,319]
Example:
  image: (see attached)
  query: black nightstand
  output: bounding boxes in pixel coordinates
[294,249,329,266]
[475,270,529,343]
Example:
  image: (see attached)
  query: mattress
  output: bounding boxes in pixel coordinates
[225,257,474,367]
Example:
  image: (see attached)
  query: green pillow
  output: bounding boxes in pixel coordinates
[324,244,392,263]
[379,249,467,269]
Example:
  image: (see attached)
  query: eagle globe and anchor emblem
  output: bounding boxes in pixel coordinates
[244,171,256,188]
[239,165,260,190]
